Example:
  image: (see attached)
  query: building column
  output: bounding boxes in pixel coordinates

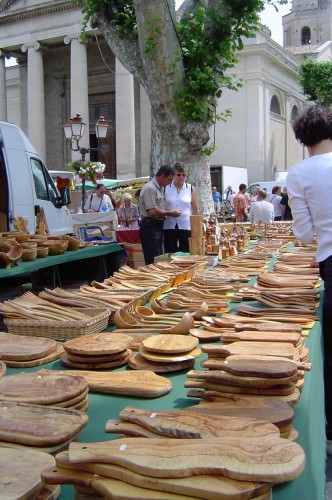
[0,51,7,121]
[64,34,89,160]
[21,42,46,160]
[115,58,136,179]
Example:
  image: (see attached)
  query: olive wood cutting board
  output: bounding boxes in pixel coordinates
[0,332,57,360]
[201,342,296,360]
[142,334,198,354]
[0,446,55,500]
[106,419,166,438]
[184,379,295,396]
[186,397,294,431]
[128,353,196,372]
[234,322,302,333]
[52,450,272,500]
[209,354,311,372]
[186,388,301,405]
[63,369,172,398]
[200,356,298,378]
[64,348,129,364]
[0,369,88,405]
[117,406,280,439]
[64,332,133,355]
[0,429,83,455]
[5,343,64,368]
[68,436,305,483]
[186,369,298,388]
[60,350,132,370]
[219,331,301,345]
[139,346,201,363]
[0,400,88,446]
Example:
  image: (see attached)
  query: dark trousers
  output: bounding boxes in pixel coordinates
[274,216,282,221]
[164,226,191,254]
[319,255,332,438]
[139,218,164,265]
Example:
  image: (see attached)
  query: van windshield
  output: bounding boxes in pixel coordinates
[31,158,59,205]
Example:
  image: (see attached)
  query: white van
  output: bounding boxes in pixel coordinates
[247,180,286,195]
[0,121,73,235]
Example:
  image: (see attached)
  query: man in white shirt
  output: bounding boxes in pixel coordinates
[287,105,332,453]
[248,189,274,224]
[84,184,114,212]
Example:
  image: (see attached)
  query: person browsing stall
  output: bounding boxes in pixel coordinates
[163,163,199,253]
[84,183,114,213]
[139,165,181,265]
[248,189,274,224]
[117,193,140,229]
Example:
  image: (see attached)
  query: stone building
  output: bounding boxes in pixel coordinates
[0,1,331,183]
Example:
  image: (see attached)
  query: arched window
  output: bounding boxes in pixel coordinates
[291,105,299,122]
[270,95,281,115]
[301,26,311,45]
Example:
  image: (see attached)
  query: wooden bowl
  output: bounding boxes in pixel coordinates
[14,234,31,244]
[53,235,81,251]
[21,242,38,250]
[29,234,48,241]
[37,245,49,258]
[0,241,23,268]
[46,239,69,256]
[21,247,38,262]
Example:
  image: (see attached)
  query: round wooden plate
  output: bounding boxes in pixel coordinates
[64,332,133,355]
[0,333,57,361]
[139,346,201,363]
[128,353,196,372]
[189,328,222,342]
[60,351,132,370]
[142,334,198,354]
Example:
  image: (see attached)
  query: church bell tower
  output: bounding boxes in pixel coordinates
[282,0,332,47]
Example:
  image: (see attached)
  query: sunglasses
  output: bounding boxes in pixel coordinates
[176,173,186,177]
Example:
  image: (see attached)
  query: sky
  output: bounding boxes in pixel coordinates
[5,1,291,66]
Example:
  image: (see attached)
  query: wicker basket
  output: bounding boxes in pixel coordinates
[4,307,109,341]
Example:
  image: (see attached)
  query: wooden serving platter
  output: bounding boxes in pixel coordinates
[60,350,132,370]
[52,450,272,500]
[65,348,129,364]
[68,436,305,483]
[0,332,57,361]
[184,379,295,396]
[187,388,301,406]
[5,343,64,368]
[63,369,172,398]
[128,353,196,373]
[0,446,55,499]
[64,332,134,355]
[219,331,301,345]
[186,369,298,388]
[186,397,294,431]
[139,346,201,363]
[117,406,280,439]
[106,419,164,438]
[0,400,88,446]
[0,369,88,405]
[142,334,198,354]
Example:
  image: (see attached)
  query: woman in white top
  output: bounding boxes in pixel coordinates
[163,163,199,253]
[117,193,140,229]
[84,184,114,212]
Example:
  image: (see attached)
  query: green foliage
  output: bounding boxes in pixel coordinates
[299,59,332,107]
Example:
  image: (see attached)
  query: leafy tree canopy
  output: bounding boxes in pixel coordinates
[299,59,332,107]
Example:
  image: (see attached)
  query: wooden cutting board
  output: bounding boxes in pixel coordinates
[60,350,132,370]
[106,419,164,438]
[234,322,302,333]
[53,450,272,500]
[186,369,298,388]
[142,334,198,354]
[65,348,129,364]
[213,354,311,372]
[41,465,212,500]
[68,436,305,483]
[0,369,88,405]
[185,397,294,431]
[187,388,301,405]
[0,400,88,446]
[118,406,280,439]
[200,357,298,379]
[201,342,296,360]
[0,332,57,361]
[64,332,134,355]
[128,353,196,373]
[139,346,201,363]
[63,369,172,398]
[219,331,301,345]
[184,379,295,396]
[0,446,55,499]
[5,343,64,368]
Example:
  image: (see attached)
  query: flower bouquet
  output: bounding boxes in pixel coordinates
[66,160,106,183]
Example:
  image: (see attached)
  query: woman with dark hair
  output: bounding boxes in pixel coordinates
[268,185,282,221]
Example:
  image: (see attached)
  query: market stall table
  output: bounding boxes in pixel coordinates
[71,212,118,239]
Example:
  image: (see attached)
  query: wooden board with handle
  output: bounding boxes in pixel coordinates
[219,330,301,345]
[128,353,196,373]
[0,446,55,500]
[68,436,305,483]
[117,406,280,439]
[201,342,296,360]
[200,356,298,379]
[51,450,272,500]
[184,379,295,396]
[186,369,298,388]
[204,354,311,372]
[187,388,301,406]
[63,369,172,398]
[0,400,88,446]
